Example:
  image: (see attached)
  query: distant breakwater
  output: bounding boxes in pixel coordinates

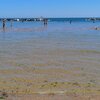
[0,18,100,22]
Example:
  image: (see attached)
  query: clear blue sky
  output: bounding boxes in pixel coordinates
[0,0,100,18]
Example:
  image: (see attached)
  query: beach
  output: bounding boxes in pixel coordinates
[0,20,100,99]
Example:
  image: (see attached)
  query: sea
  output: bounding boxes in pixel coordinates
[0,18,100,84]
[0,18,100,49]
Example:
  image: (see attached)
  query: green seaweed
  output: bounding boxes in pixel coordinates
[0,97,4,99]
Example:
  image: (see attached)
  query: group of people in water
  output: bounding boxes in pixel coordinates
[1,18,49,30]
[3,19,99,31]
[43,19,48,25]
[1,18,74,29]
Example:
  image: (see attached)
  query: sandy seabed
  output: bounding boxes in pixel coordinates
[0,26,100,100]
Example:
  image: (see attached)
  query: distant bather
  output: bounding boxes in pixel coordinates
[3,19,6,29]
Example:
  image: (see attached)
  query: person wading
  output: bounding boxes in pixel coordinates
[3,19,6,29]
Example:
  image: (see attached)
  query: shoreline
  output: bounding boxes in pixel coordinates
[3,93,100,100]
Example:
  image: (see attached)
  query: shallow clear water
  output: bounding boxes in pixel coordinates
[0,21,100,83]
[1,19,100,96]
[0,21,100,49]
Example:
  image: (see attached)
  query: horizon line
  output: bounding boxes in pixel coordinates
[0,17,100,19]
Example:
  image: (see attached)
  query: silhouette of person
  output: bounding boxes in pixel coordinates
[70,20,72,24]
[43,19,48,25]
[3,19,6,29]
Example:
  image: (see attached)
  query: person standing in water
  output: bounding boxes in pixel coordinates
[70,20,72,24]
[3,19,6,29]
[43,18,48,25]
[11,20,13,27]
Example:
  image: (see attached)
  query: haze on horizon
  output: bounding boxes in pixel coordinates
[0,0,100,18]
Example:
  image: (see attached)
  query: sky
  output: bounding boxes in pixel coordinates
[0,0,100,18]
